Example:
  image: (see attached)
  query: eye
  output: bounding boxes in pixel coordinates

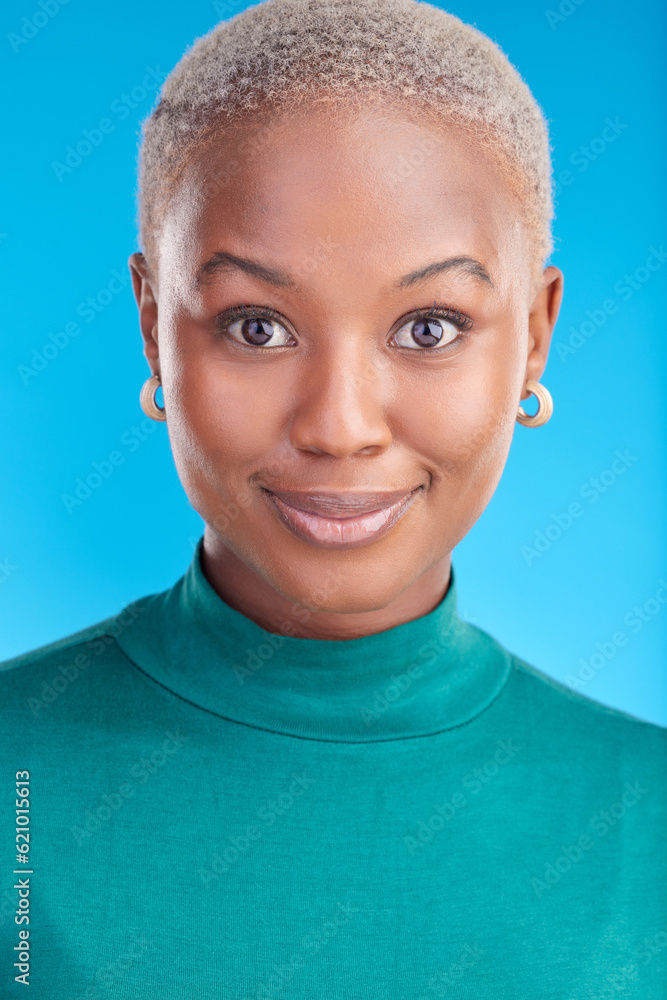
[391,303,472,351]
[218,305,295,348]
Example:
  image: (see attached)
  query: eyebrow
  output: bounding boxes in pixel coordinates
[196,251,296,289]
[394,256,494,289]
[195,251,493,290]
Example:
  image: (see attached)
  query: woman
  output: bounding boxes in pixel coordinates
[2,0,665,996]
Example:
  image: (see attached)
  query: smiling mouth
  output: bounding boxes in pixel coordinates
[260,486,423,549]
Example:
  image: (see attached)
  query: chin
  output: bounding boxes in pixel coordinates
[262,549,424,617]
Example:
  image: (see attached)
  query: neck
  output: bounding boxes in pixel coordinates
[201,527,452,640]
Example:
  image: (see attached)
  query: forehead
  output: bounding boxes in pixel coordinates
[159,100,530,294]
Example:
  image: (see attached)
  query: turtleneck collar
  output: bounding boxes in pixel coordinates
[112,539,511,743]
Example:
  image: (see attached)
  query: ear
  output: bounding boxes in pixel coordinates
[523,265,564,397]
[128,252,160,375]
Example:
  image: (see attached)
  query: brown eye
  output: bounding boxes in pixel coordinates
[224,312,294,347]
[411,318,445,346]
[241,318,274,345]
[392,314,462,350]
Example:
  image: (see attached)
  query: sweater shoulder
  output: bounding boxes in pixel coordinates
[507,651,667,744]
[0,603,146,700]
[0,620,114,675]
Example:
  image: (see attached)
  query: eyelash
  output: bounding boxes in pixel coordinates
[223,304,284,325]
[410,300,473,332]
[215,300,473,351]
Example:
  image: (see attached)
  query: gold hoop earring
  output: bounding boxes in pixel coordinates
[140,374,166,422]
[516,379,553,428]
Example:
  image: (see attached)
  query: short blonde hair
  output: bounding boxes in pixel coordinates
[137,0,554,275]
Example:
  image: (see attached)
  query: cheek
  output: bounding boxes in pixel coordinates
[392,337,521,548]
[452,378,515,476]
[397,346,519,482]
[163,336,287,479]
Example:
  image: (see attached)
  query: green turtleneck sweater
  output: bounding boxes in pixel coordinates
[1,542,666,998]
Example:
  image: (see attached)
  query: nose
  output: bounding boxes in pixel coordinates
[289,344,393,459]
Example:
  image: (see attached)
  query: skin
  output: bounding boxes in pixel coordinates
[130,98,563,639]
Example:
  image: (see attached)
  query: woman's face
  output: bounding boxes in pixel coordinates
[131,100,562,615]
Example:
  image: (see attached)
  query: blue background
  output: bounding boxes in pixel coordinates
[1,0,665,725]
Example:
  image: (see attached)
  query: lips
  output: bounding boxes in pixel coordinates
[261,486,422,549]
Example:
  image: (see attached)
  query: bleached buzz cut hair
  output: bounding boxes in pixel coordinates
[137,0,554,275]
